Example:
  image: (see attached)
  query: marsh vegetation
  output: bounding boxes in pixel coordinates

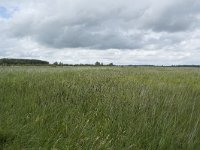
[0,66,200,149]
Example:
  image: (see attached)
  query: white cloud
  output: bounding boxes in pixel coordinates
[0,0,200,64]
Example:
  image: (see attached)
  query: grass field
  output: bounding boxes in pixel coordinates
[1,66,200,149]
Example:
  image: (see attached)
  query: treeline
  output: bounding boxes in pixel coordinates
[0,58,49,65]
[1,58,200,67]
[130,65,200,67]
[52,61,114,66]
[0,59,114,66]
[170,65,200,67]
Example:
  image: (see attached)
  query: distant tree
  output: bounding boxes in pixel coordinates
[108,63,114,66]
[59,62,63,66]
[100,62,103,66]
[95,61,101,66]
[53,62,58,65]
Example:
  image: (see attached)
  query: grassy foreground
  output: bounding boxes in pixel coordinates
[0,66,200,149]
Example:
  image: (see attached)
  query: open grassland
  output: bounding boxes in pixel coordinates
[1,66,200,149]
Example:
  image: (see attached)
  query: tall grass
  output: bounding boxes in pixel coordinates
[0,66,200,149]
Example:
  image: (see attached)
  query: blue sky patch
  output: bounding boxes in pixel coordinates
[0,6,12,18]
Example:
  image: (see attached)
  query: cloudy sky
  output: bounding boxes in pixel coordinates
[0,0,200,65]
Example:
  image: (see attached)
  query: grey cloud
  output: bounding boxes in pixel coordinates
[1,0,200,65]
[0,1,157,49]
[3,0,199,50]
[142,0,200,32]
[6,0,199,49]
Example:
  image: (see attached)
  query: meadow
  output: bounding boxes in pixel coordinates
[0,66,200,149]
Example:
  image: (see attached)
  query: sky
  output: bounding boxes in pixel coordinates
[0,0,200,65]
